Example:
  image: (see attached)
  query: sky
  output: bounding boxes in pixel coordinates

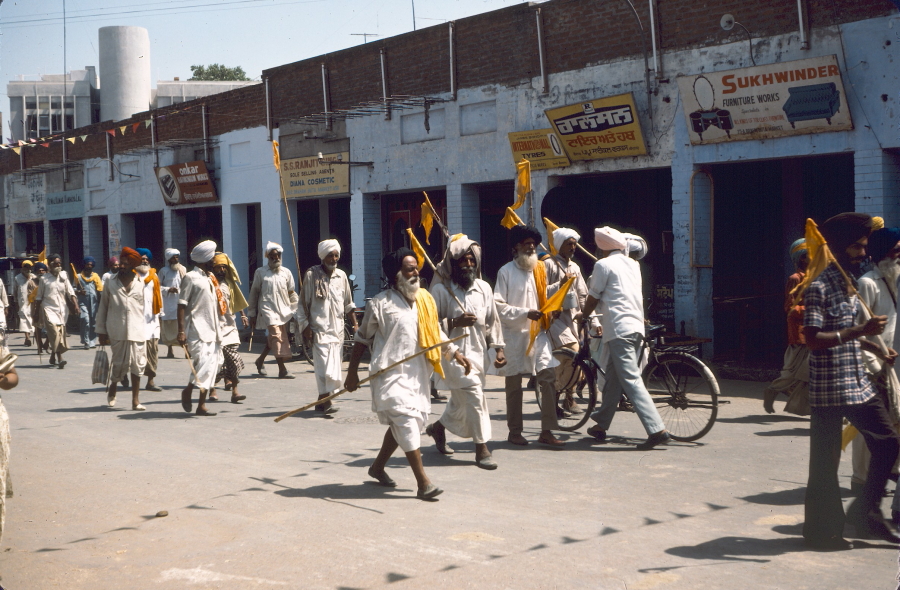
[0,0,527,128]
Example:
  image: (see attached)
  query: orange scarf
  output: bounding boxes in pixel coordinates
[209,273,228,316]
[142,269,163,315]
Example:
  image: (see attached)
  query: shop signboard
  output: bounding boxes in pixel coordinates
[279,152,350,199]
[507,129,570,170]
[677,55,852,145]
[46,189,85,220]
[544,92,647,161]
[155,161,218,206]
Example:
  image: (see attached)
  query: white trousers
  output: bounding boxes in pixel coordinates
[187,340,223,392]
[313,341,343,395]
[441,385,492,444]
[377,407,428,453]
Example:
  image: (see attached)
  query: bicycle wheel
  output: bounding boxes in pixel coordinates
[533,348,598,431]
[342,324,356,362]
[643,352,719,442]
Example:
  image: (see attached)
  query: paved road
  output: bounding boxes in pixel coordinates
[0,336,896,589]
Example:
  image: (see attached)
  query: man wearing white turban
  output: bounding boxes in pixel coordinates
[248,241,297,378]
[177,240,224,416]
[582,226,669,450]
[546,227,589,414]
[296,239,357,413]
[158,248,187,359]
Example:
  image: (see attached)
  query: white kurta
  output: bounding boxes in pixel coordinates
[248,266,295,329]
[179,268,223,390]
[97,274,148,381]
[35,271,75,326]
[158,265,185,319]
[13,273,31,332]
[587,251,646,343]
[493,260,558,377]
[136,270,160,340]
[544,255,588,348]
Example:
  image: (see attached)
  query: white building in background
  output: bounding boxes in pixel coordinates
[98,26,152,123]
[6,68,100,141]
[154,79,258,108]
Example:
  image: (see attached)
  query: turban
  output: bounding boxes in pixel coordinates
[165,248,180,261]
[382,248,416,284]
[22,260,33,268]
[594,226,627,252]
[434,235,482,287]
[190,240,217,263]
[623,233,649,260]
[135,248,152,261]
[34,262,48,272]
[789,238,808,268]
[873,216,885,231]
[83,256,96,265]
[509,224,542,247]
[820,212,873,253]
[108,256,119,266]
[47,253,62,263]
[265,241,283,256]
[120,247,142,266]
[211,252,248,313]
[867,227,900,263]
[317,239,341,260]
[552,228,580,254]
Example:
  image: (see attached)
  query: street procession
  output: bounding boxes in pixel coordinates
[0,0,899,587]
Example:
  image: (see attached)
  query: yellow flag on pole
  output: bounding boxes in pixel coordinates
[420,192,436,245]
[37,246,46,263]
[513,159,531,210]
[406,228,426,271]
[790,218,839,304]
[543,217,560,255]
[501,207,524,229]
[527,277,575,354]
[272,140,281,171]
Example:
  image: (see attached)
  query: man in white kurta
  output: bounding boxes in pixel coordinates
[248,241,297,379]
[158,248,187,359]
[177,240,223,417]
[33,254,77,369]
[494,225,563,447]
[296,239,357,414]
[96,247,147,411]
[135,249,162,392]
[346,248,470,500]
[13,262,34,346]
[427,236,504,469]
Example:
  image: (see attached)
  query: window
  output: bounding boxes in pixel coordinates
[38,115,49,136]
[64,97,74,108]
[51,114,62,132]
[51,97,61,109]
[38,96,49,110]
[24,97,36,110]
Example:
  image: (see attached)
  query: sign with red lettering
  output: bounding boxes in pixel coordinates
[544,93,647,160]
[677,55,852,145]
[155,160,218,206]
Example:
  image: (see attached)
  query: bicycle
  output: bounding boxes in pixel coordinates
[535,323,720,441]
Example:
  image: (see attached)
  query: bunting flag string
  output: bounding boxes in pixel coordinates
[66,137,76,144]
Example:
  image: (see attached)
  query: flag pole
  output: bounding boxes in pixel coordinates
[272,141,303,289]
[406,229,466,313]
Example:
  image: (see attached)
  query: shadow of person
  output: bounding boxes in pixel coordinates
[754,428,810,437]
[717,414,809,424]
[666,535,805,563]
[275,482,412,502]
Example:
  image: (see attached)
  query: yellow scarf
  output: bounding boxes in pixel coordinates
[415,288,444,378]
[143,269,163,316]
[527,261,575,354]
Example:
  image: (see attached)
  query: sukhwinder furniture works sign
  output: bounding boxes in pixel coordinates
[544,93,647,161]
[676,55,852,145]
[280,152,350,199]
[155,161,218,206]
[507,129,570,170]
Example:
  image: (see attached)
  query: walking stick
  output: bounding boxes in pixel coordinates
[274,333,466,422]
[181,343,202,383]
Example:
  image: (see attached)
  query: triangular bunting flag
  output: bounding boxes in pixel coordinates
[144,119,152,128]
[80,135,88,142]
[66,137,76,144]
[11,147,20,155]
[40,143,50,148]
[132,122,141,133]
[106,129,116,137]
[119,126,127,135]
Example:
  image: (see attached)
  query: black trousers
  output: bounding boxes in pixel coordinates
[804,393,900,542]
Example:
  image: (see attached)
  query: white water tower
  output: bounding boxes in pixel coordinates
[98,26,151,122]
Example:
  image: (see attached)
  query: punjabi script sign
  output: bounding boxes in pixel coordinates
[544,93,647,161]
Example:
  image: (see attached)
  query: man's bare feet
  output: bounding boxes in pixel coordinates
[181,387,193,412]
[195,405,217,416]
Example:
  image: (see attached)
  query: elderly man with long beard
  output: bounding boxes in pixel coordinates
[345,248,472,499]
[32,254,77,369]
[248,242,297,379]
[495,225,565,447]
[177,240,223,417]
[158,248,187,360]
[426,236,505,469]
[135,249,163,392]
[14,261,34,347]
[97,248,147,411]
[296,239,357,414]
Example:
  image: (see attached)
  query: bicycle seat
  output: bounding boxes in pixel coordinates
[645,324,666,338]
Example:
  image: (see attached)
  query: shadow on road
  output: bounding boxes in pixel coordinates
[665,535,805,562]
[717,414,809,425]
[754,428,809,437]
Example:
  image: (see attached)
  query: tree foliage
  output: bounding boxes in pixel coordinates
[188,64,250,81]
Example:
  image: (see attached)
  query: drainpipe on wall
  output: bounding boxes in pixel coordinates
[797,0,809,50]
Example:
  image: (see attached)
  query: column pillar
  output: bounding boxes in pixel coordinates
[228,205,250,290]
[855,149,900,224]
[446,183,481,242]
[350,190,382,304]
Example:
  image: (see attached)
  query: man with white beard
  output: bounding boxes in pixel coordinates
[158,249,187,359]
[495,225,565,447]
[32,254,77,368]
[135,249,163,392]
[852,226,900,496]
[248,242,297,379]
[345,248,472,499]
[296,239,357,414]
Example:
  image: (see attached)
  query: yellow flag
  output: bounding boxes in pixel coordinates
[527,277,575,354]
[790,218,838,304]
[500,207,524,229]
[37,246,46,263]
[543,217,560,256]
[272,140,281,171]
[66,137,76,144]
[420,192,435,245]
[406,228,426,271]
[841,425,858,451]
[513,159,531,210]
[119,125,127,135]
[11,147,20,155]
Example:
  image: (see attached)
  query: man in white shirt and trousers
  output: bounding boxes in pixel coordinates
[345,248,472,500]
[296,239,357,415]
[33,253,77,368]
[248,242,297,379]
[494,225,565,447]
[582,226,670,450]
[13,261,33,347]
[158,248,187,359]
[177,240,224,417]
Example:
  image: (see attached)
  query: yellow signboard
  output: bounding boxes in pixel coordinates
[544,92,647,161]
[507,129,570,170]
[280,152,350,199]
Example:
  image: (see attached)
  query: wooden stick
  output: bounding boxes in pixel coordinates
[577,243,598,261]
[274,333,466,422]
[181,344,202,383]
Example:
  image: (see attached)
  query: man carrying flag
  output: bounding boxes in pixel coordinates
[494,225,566,447]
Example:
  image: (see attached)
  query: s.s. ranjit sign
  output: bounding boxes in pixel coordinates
[544,93,647,161]
[676,55,852,145]
[280,152,350,199]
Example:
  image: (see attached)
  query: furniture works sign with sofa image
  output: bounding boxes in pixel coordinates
[676,55,852,145]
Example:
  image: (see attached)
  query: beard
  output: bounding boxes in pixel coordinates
[878,258,900,294]
[50,266,62,276]
[514,251,538,272]
[214,271,227,282]
[452,266,476,290]
[136,263,151,274]
[169,261,180,269]
[394,271,420,300]
[323,261,337,272]
[268,259,282,271]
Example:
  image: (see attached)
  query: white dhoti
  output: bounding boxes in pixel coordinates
[16,309,30,333]
[313,341,343,394]
[442,385,491,444]
[377,407,429,453]
[187,340,223,392]
[109,339,147,381]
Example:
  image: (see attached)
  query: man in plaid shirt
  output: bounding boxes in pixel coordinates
[803,212,900,550]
